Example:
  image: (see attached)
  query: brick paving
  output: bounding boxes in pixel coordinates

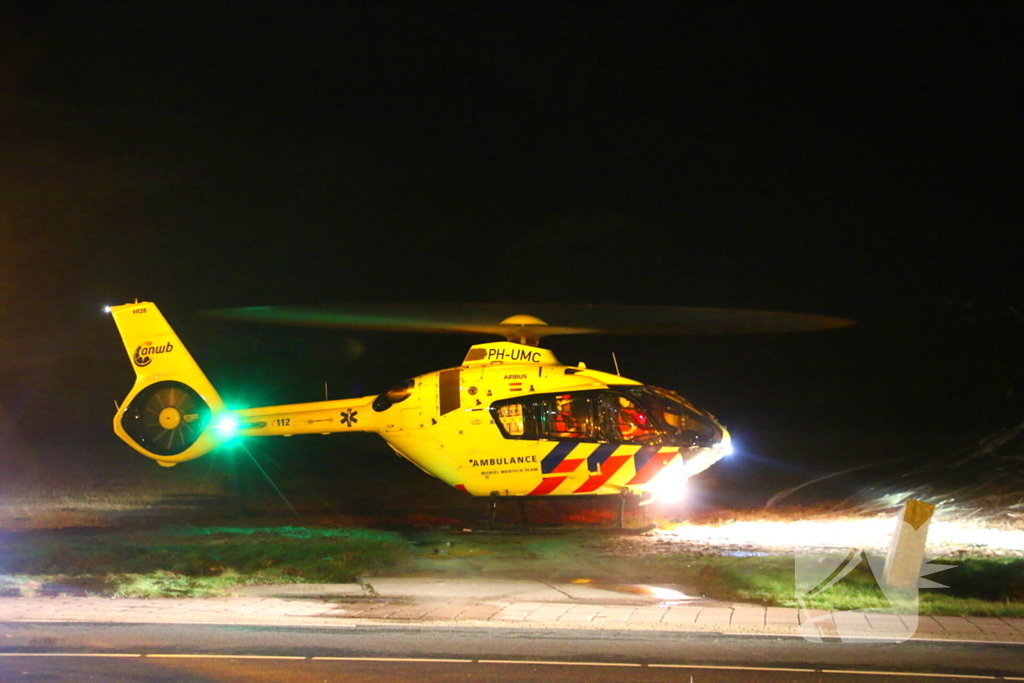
[729,607,766,628]
[0,596,1021,643]
[767,606,800,625]
[966,617,1020,635]
[456,603,505,620]
[659,609,698,625]
[628,606,669,623]
[592,607,636,622]
[799,609,833,627]
[864,613,906,630]
[914,616,945,632]
[1003,618,1024,632]
[695,607,733,628]
[931,615,983,633]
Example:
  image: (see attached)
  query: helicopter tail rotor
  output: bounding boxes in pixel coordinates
[108,302,232,466]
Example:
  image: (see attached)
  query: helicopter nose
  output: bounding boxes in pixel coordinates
[716,428,733,456]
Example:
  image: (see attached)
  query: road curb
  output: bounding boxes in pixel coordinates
[1,596,1023,645]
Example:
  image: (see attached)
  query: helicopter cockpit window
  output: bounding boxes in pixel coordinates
[619,385,721,448]
[495,402,526,437]
[538,393,596,439]
[491,388,721,446]
[490,393,597,441]
[598,392,659,443]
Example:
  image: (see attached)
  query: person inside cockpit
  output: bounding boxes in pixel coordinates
[615,395,656,441]
[553,394,580,437]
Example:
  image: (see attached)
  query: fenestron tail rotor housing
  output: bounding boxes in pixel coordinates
[120,381,211,456]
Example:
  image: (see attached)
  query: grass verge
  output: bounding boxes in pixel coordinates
[647,553,1024,617]
[0,526,412,598]
[1,525,1021,615]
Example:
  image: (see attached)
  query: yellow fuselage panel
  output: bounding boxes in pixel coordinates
[212,340,723,497]
[365,348,722,497]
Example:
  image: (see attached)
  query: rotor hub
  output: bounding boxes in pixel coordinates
[498,314,548,327]
[498,314,548,346]
[159,407,182,430]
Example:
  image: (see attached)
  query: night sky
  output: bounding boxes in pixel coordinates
[1,2,1021,495]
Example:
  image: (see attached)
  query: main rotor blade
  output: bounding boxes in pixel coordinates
[203,304,853,337]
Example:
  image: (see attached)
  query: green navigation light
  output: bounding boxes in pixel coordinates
[215,414,240,440]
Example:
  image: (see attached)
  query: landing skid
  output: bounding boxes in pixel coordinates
[473,491,656,533]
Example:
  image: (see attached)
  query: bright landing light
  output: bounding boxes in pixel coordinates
[650,460,688,504]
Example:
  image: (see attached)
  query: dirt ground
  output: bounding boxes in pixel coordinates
[2,438,1022,582]
[2,455,1021,579]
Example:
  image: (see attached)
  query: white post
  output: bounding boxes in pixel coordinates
[882,499,935,590]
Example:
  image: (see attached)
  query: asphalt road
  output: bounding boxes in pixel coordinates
[2,622,1023,681]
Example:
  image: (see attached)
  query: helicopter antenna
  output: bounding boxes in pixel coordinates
[324,382,329,400]
[611,352,621,376]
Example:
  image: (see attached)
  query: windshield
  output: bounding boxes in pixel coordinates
[490,386,725,447]
[619,385,724,448]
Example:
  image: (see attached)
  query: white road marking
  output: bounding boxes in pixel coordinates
[650,664,816,672]
[834,636,1023,648]
[146,654,307,660]
[0,653,142,657]
[821,670,997,679]
[479,660,642,667]
[0,651,1015,679]
[716,632,1024,648]
[312,657,472,663]
[2,618,1019,646]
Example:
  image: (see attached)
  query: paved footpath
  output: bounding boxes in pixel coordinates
[1,578,1022,644]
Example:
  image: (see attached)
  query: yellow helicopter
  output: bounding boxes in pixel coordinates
[107,302,851,514]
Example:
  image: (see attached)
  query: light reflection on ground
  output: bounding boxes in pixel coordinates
[655,517,1024,556]
[567,581,696,603]
[602,584,693,602]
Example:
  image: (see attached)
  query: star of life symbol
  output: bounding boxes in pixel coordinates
[795,511,954,644]
[340,409,358,427]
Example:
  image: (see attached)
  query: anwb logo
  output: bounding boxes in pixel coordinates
[133,341,174,367]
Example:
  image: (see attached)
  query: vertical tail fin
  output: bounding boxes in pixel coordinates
[109,302,229,466]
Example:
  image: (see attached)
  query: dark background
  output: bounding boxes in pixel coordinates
[1,2,1021,505]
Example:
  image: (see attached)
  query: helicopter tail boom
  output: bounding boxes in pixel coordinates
[109,302,229,466]
[231,397,378,436]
